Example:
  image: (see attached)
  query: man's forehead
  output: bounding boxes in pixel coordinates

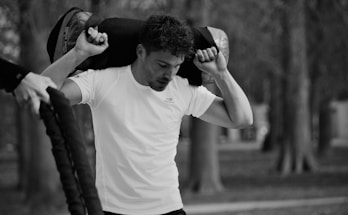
[150,50,185,64]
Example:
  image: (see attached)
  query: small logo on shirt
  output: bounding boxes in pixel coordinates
[163,97,174,104]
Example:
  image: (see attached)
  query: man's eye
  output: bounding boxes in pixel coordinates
[159,64,167,68]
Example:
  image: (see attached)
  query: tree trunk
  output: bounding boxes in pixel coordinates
[17,0,60,211]
[17,108,31,190]
[317,100,332,157]
[277,0,318,174]
[262,72,283,152]
[186,117,223,194]
[184,0,224,194]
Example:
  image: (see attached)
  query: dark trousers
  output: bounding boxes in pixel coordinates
[104,208,186,215]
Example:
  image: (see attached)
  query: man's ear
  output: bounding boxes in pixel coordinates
[136,44,146,60]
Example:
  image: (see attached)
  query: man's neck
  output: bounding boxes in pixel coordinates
[131,59,148,86]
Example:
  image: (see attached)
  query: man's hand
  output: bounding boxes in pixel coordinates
[193,47,228,77]
[74,27,109,59]
[14,72,57,115]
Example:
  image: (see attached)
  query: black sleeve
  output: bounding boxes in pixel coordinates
[0,58,30,92]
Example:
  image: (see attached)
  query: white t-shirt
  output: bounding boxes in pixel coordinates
[69,65,216,215]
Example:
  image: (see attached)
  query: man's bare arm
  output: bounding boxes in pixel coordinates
[42,28,108,104]
[42,28,108,88]
[41,49,87,89]
[194,47,253,128]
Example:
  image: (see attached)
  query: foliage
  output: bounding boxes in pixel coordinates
[0,1,19,61]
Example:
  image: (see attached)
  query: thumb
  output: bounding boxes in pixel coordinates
[46,78,57,89]
[37,89,50,104]
[193,53,202,67]
[37,78,56,104]
[30,96,41,116]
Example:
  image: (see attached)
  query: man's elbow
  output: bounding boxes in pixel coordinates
[229,113,253,129]
[243,114,254,127]
[238,106,254,128]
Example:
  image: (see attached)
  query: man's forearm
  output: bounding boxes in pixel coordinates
[41,48,86,89]
[213,70,253,126]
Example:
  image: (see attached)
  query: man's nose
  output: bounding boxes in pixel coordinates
[164,67,177,79]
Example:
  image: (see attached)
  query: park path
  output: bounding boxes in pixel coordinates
[184,196,348,214]
[53,196,348,215]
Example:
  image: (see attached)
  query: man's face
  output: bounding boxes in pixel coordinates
[139,47,185,91]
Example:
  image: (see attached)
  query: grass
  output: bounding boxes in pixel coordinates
[0,140,348,215]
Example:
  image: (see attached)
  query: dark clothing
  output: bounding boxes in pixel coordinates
[0,58,30,92]
[104,208,186,215]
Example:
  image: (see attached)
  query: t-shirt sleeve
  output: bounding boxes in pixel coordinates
[185,85,216,117]
[68,69,97,106]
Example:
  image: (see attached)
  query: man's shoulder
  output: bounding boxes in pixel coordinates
[171,75,192,89]
[78,65,130,80]
[70,66,130,88]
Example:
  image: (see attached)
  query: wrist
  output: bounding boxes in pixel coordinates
[22,72,34,84]
[72,46,90,62]
[211,69,230,81]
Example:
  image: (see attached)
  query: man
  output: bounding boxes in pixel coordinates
[44,15,253,215]
[0,58,56,114]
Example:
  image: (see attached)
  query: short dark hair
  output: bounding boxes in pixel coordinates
[139,15,194,57]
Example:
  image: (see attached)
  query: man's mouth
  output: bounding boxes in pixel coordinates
[157,79,169,86]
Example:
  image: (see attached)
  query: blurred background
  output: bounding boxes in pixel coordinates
[0,0,347,214]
